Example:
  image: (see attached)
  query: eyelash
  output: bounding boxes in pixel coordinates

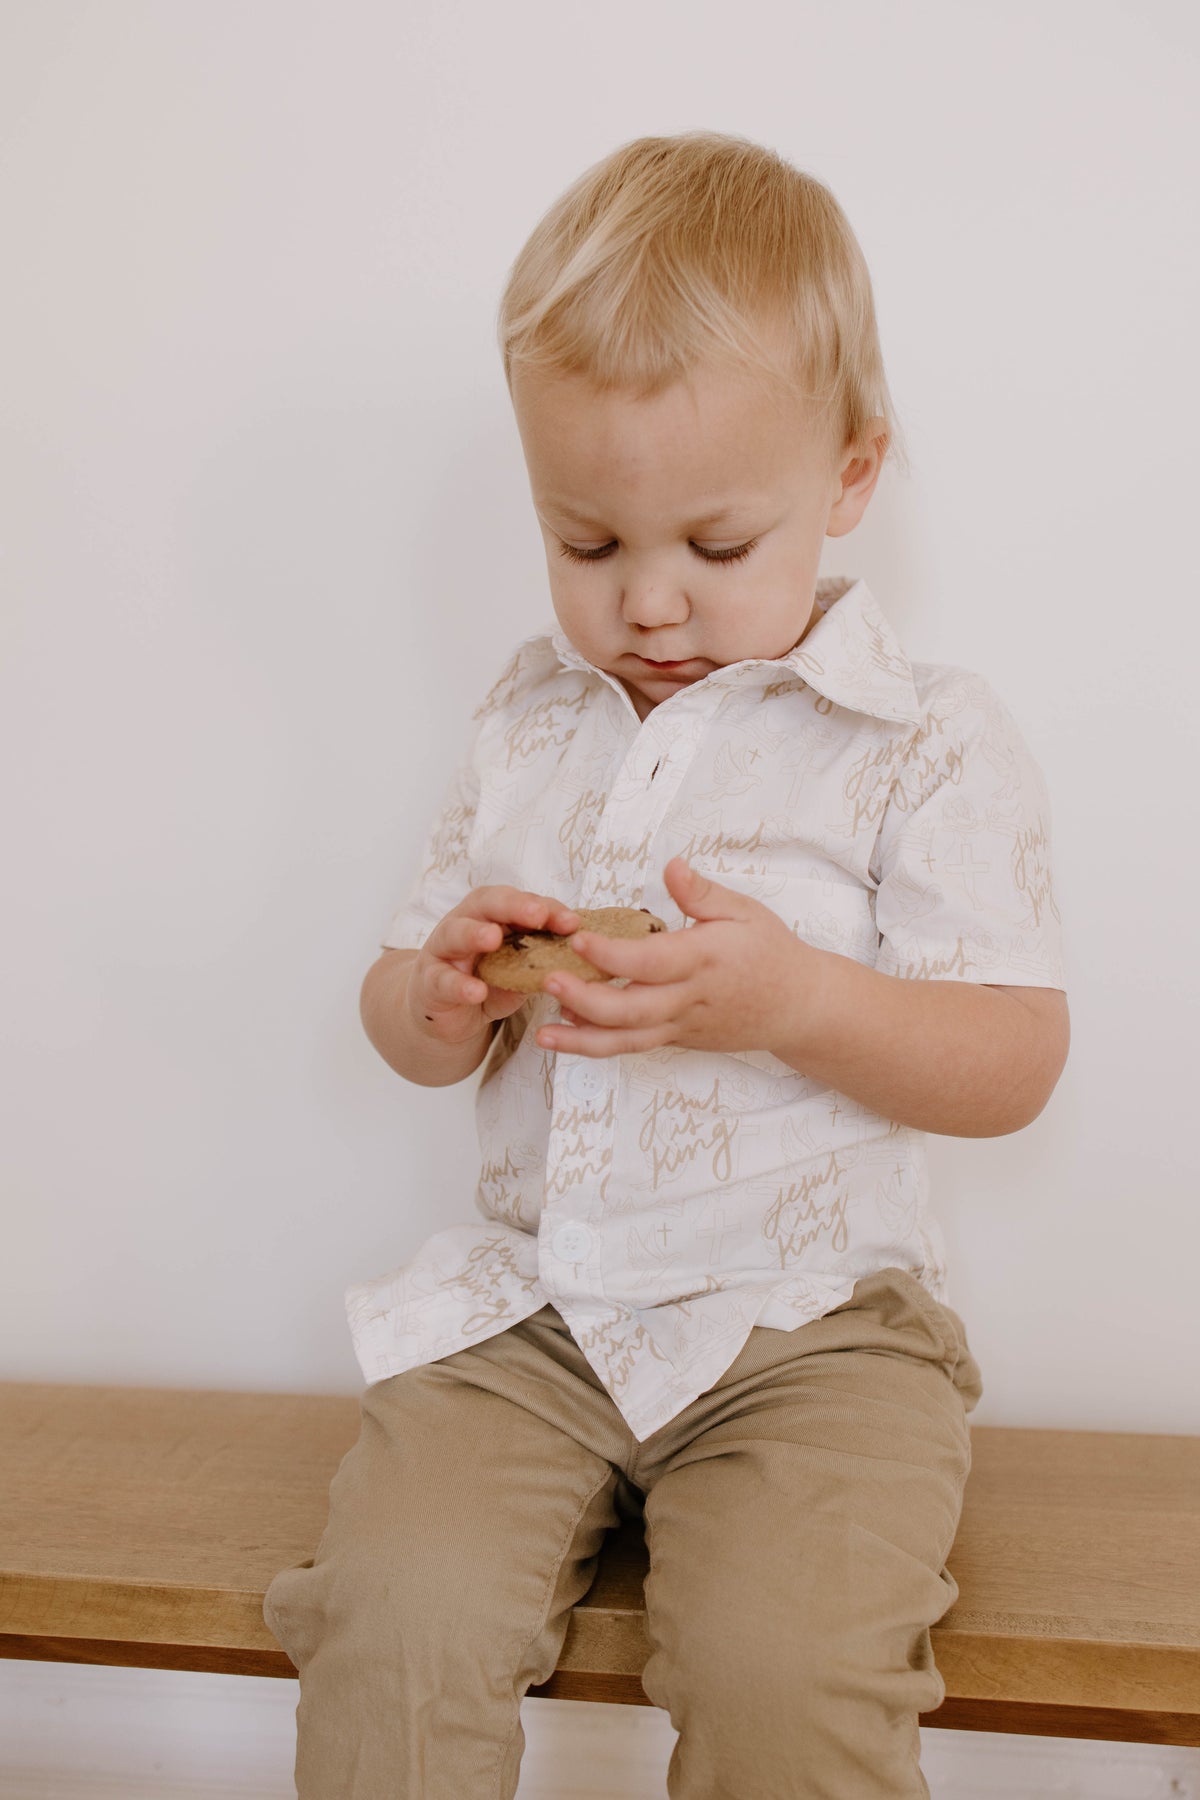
[556,538,758,566]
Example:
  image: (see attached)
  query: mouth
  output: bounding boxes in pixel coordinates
[638,657,698,672]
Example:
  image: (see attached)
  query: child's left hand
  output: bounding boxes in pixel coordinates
[535,857,830,1061]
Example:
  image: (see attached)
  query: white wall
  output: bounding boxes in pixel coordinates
[2,2,1198,1793]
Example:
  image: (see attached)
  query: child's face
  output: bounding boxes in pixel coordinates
[511,356,884,721]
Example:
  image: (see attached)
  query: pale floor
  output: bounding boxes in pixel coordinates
[1,1664,1199,1798]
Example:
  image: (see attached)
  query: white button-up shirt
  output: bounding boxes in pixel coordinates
[346,575,1066,1441]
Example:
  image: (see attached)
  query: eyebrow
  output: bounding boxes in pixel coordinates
[544,498,765,529]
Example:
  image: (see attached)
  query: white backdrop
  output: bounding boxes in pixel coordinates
[2,3,1199,1791]
[3,0,1197,1423]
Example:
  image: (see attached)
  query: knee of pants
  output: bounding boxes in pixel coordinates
[263,1508,519,1681]
[642,1511,953,1724]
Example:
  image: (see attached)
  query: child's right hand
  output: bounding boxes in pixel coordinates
[405,887,581,1047]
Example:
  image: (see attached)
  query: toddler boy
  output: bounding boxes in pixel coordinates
[264,130,1068,1799]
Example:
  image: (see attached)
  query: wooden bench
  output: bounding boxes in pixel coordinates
[1,1381,1197,1747]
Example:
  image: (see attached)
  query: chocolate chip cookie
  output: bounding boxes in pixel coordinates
[476,906,666,994]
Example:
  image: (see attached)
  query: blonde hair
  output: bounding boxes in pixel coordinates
[497,130,908,478]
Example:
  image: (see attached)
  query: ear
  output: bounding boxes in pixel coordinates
[826,417,888,539]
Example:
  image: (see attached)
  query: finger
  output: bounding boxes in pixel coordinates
[460,888,581,933]
[429,960,488,1010]
[535,1019,674,1059]
[543,901,583,934]
[663,856,755,923]
[482,987,527,1021]
[565,924,695,984]
[425,918,495,969]
[432,916,505,962]
[503,896,582,934]
[543,971,677,1031]
[459,886,547,925]
[443,906,582,970]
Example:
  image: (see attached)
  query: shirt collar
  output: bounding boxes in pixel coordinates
[545,575,922,727]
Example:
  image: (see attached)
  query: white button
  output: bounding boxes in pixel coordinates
[551,1222,594,1262]
[566,1062,606,1102]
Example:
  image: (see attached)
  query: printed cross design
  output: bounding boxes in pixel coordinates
[945,841,991,908]
[697,1207,737,1264]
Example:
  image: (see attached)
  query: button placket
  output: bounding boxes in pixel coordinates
[566,1061,606,1103]
[540,702,704,1300]
[576,716,701,911]
[551,1221,594,1263]
[541,1051,615,1290]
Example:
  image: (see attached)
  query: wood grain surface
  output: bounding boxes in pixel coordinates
[1,1383,1197,1743]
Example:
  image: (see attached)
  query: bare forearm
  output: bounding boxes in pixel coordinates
[776,951,1068,1137]
[360,951,492,1087]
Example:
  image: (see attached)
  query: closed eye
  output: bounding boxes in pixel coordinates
[556,538,758,566]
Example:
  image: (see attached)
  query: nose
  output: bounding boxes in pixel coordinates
[622,579,690,632]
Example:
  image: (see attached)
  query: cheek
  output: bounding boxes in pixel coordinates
[704,583,798,654]
[738,582,815,656]
[550,581,597,642]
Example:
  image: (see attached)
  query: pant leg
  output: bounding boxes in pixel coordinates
[632,1267,983,1800]
[262,1307,637,1800]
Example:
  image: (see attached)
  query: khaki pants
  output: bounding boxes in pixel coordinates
[263,1265,982,1799]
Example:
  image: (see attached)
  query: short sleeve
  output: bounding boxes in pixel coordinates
[872,670,1066,988]
[379,730,481,952]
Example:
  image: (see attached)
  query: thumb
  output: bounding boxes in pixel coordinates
[664,856,750,922]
